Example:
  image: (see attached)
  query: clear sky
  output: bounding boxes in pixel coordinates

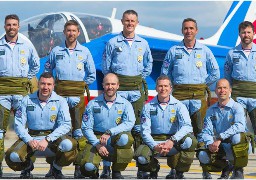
[0,1,232,38]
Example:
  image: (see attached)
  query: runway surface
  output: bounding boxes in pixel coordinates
[2,130,256,179]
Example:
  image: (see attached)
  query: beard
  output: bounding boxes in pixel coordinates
[6,29,18,38]
[242,37,253,45]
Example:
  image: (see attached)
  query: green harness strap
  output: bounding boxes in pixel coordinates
[232,79,256,100]
[0,77,31,95]
[55,79,91,102]
[116,74,148,101]
[173,84,211,102]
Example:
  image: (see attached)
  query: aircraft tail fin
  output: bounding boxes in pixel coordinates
[203,1,256,47]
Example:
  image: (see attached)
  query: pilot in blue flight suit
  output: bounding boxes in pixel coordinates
[79,73,135,179]
[0,14,40,177]
[197,79,252,179]
[224,21,256,142]
[5,72,77,179]
[102,10,153,178]
[135,75,197,179]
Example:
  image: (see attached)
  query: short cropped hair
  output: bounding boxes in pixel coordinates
[156,75,172,86]
[64,20,79,31]
[122,10,138,19]
[182,18,198,30]
[39,72,54,81]
[239,21,254,33]
[5,14,20,24]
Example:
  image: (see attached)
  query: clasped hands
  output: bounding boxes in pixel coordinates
[28,139,48,151]
[154,139,174,156]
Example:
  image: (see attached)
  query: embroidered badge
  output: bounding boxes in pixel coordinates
[196,61,203,68]
[83,112,88,122]
[20,57,27,65]
[50,115,57,121]
[78,55,83,60]
[20,50,25,54]
[77,63,83,70]
[116,117,122,125]
[137,55,143,62]
[141,115,147,124]
[170,116,176,123]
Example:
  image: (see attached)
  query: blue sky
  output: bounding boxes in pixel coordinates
[0,1,232,38]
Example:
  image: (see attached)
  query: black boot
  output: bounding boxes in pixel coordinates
[176,170,185,179]
[0,163,2,178]
[230,167,244,179]
[100,166,111,179]
[112,171,124,179]
[218,163,233,179]
[166,169,176,179]
[149,163,160,179]
[52,165,65,179]
[90,169,99,179]
[202,171,212,179]
[45,164,54,178]
[20,163,34,179]
[74,165,85,178]
[137,170,149,179]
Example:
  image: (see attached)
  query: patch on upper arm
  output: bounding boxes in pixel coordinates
[15,109,22,118]
[141,114,147,124]
[83,111,88,122]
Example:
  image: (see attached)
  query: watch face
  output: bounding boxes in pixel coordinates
[46,136,51,142]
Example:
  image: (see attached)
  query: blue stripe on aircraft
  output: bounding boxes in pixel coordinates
[217,1,251,47]
[223,1,239,22]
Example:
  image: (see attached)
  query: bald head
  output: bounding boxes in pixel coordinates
[102,73,119,99]
[103,73,119,84]
[217,79,230,88]
[215,79,232,102]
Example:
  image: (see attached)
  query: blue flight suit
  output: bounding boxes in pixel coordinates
[45,41,96,138]
[102,32,153,162]
[198,98,251,168]
[161,40,219,115]
[224,43,256,134]
[79,93,135,175]
[161,40,220,137]
[0,34,40,163]
[102,32,153,166]
[102,33,153,103]
[5,91,77,171]
[82,93,135,146]
[140,95,193,149]
[135,95,196,174]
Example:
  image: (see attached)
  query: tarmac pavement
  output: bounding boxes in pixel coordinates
[2,130,256,179]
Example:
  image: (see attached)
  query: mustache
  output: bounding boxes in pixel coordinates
[8,28,16,32]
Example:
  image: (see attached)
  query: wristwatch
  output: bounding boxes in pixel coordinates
[45,136,51,143]
[169,136,177,143]
[104,129,112,136]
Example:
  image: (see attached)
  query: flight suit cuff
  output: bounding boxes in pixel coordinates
[24,136,33,144]
[92,141,100,147]
[150,141,158,150]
